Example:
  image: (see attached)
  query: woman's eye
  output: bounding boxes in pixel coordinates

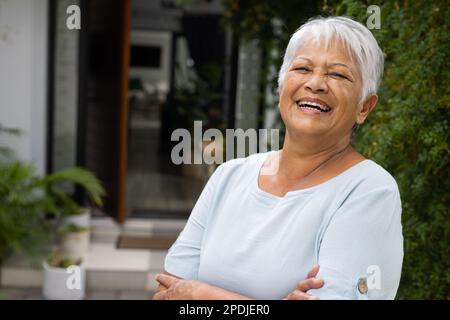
[329,72,347,79]
[294,67,310,73]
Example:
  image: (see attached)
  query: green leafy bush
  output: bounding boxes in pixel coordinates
[0,161,105,265]
[0,162,52,263]
[0,122,105,266]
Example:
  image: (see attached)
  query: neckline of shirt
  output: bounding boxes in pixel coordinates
[252,150,372,201]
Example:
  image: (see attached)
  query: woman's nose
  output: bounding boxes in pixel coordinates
[304,74,328,94]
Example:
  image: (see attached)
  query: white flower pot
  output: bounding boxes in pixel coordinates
[42,261,86,300]
[61,230,90,259]
[63,209,90,228]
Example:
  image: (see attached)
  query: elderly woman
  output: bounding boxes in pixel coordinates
[154,16,403,300]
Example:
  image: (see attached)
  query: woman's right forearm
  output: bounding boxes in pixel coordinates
[154,270,252,300]
[194,281,253,300]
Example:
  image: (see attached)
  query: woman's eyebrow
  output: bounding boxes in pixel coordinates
[294,56,313,63]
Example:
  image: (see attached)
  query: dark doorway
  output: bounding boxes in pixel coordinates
[125,3,229,219]
[81,0,131,223]
[47,0,132,223]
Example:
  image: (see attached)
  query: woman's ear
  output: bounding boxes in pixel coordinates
[356,94,378,124]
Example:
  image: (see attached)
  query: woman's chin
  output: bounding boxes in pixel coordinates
[288,115,329,130]
[287,107,333,124]
[286,123,328,138]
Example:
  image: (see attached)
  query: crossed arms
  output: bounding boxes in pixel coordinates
[153,265,324,300]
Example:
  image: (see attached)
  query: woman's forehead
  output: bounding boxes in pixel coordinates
[293,38,358,65]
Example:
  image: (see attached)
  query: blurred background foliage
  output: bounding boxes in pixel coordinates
[0,126,105,268]
[222,0,449,299]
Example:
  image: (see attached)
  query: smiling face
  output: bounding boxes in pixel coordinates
[279,39,377,144]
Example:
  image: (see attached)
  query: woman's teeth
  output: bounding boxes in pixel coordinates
[296,101,331,112]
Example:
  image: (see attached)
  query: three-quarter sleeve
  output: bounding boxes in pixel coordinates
[308,185,404,299]
[164,164,223,280]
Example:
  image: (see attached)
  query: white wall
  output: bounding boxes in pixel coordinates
[0,0,48,174]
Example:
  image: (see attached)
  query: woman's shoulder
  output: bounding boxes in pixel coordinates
[348,159,400,194]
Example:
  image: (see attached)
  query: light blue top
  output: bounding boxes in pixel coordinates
[164,151,404,300]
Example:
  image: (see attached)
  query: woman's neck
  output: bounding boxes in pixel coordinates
[277,132,353,182]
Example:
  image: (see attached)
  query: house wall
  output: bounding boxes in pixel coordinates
[0,0,48,174]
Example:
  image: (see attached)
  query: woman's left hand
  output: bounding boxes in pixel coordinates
[153,273,206,300]
[283,264,324,300]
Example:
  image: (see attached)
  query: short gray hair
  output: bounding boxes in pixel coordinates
[278,16,384,101]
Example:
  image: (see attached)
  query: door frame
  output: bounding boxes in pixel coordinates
[46,0,132,224]
[116,0,132,224]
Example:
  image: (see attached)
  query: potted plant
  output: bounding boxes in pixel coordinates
[0,126,51,287]
[0,131,105,299]
[42,250,85,300]
[40,167,105,300]
[59,223,90,260]
[0,163,105,299]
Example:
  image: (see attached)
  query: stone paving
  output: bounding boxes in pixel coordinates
[0,286,156,300]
